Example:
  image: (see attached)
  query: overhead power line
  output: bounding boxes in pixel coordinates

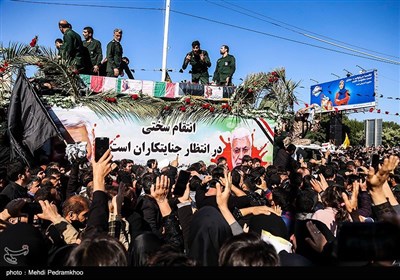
[215,0,399,60]
[10,0,400,66]
[11,0,163,11]
[170,9,399,65]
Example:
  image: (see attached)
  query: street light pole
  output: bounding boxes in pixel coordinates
[161,0,171,82]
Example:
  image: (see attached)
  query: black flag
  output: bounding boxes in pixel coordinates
[7,69,63,165]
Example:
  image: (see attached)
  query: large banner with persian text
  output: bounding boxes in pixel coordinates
[49,106,275,170]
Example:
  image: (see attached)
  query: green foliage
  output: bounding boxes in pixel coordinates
[306,113,330,142]
[342,115,365,146]
[382,123,400,146]
[342,116,400,147]
[1,43,300,125]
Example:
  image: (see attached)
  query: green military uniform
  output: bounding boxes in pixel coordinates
[106,39,123,77]
[213,54,236,86]
[61,29,90,74]
[83,38,103,70]
[182,50,211,84]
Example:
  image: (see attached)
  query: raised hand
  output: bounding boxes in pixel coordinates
[305,220,327,253]
[216,171,232,210]
[150,175,170,203]
[342,179,360,213]
[367,155,399,189]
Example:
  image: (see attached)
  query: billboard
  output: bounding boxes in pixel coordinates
[310,70,377,112]
[49,106,275,170]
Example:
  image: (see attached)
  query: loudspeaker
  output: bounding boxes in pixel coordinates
[329,112,343,146]
[330,124,342,145]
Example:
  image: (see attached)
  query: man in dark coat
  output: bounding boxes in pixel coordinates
[58,20,90,74]
[106,28,123,77]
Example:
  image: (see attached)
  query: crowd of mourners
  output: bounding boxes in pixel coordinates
[0,142,400,267]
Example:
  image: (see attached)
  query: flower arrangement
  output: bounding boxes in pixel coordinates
[0,41,299,126]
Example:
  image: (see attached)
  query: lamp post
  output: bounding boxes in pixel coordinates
[356,65,367,74]
[343,69,353,77]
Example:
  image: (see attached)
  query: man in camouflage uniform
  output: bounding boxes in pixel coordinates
[181,40,211,84]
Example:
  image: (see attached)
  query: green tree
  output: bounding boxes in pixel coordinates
[382,121,400,146]
[342,115,364,146]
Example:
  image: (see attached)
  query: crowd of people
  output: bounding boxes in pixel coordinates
[1,18,400,269]
[55,19,235,85]
[1,139,400,267]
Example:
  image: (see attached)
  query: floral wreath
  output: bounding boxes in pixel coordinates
[0,38,299,126]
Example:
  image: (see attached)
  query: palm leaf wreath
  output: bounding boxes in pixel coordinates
[0,41,299,125]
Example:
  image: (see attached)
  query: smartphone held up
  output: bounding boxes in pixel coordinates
[173,170,191,197]
[94,137,110,162]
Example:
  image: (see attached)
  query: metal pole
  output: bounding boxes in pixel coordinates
[161,0,171,82]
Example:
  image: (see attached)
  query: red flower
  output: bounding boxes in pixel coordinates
[185,97,191,104]
[202,103,210,109]
[105,97,117,103]
[164,105,171,111]
[248,88,253,93]
[209,107,215,112]
[221,104,231,112]
[271,71,277,76]
[268,78,274,83]
[179,106,186,112]
[30,36,38,47]
[3,62,8,67]
[377,109,381,113]
[369,108,374,112]
[131,94,139,100]
[0,67,5,73]
[116,134,120,138]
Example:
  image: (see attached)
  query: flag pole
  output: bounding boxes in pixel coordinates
[161,0,171,82]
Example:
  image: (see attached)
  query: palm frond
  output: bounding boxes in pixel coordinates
[1,41,301,128]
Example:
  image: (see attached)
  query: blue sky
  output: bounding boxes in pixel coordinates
[1,0,399,123]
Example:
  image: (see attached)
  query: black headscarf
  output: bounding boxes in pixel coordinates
[0,223,47,266]
[248,213,289,241]
[187,206,232,266]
